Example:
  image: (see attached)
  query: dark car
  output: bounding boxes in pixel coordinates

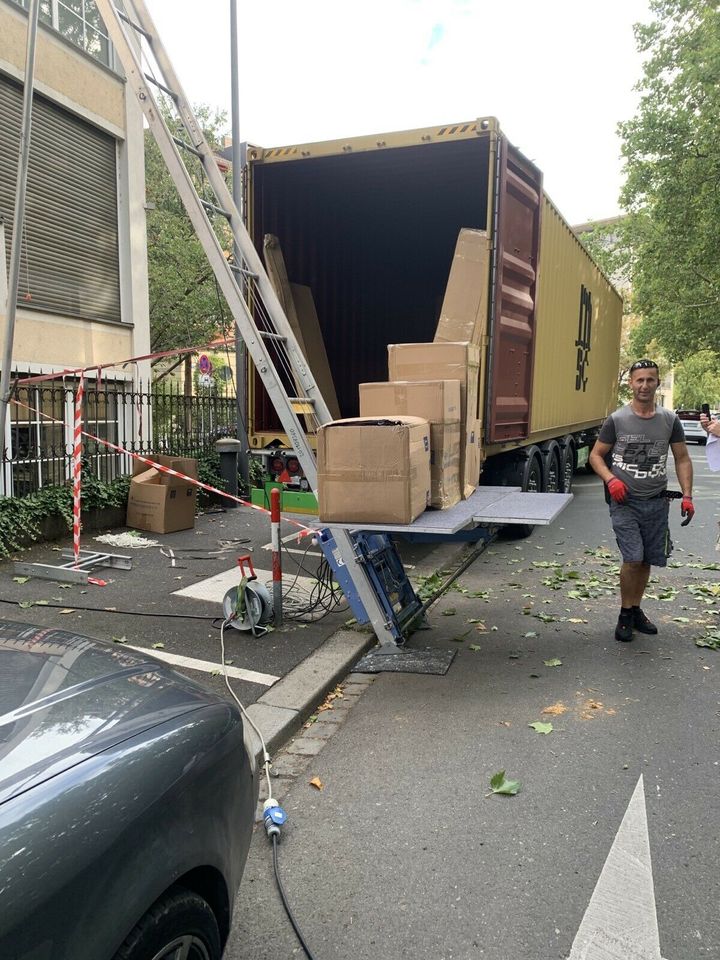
[0,620,258,960]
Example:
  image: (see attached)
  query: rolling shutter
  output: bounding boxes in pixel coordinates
[0,72,121,323]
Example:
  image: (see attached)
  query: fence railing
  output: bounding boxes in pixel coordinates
[2,379,238,497]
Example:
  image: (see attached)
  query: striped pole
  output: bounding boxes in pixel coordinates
[72,374,84,566]
[271,486,282,627]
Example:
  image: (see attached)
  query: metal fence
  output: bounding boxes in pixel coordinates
[2,378,238,497]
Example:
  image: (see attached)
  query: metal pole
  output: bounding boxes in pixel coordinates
[270,486,282,626]
[0,0,41,440]
[230,0,250,487]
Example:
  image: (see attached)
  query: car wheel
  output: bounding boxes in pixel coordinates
[113,887,222,960]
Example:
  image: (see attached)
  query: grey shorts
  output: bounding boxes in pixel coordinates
[609,497,673,567]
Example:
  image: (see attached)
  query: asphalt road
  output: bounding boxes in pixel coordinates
[227,444,720,960]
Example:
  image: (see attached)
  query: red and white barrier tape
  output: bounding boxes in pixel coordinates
[72,375,84,565]
[11,397,318,541]
[14,337,237,386]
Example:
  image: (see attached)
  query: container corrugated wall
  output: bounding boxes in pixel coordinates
[528,196,622,438]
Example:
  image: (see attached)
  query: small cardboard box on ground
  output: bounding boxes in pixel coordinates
[358,380,461,510]
[126,456,199,534]
[317,416,431,525]
[387,342,481,499]
[434,228,491,347]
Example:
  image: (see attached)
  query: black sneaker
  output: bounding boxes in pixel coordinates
[633,607,658,635]
[615,616,633,642]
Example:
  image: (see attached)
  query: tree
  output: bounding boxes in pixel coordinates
[619,0,720,361]
[144,103,234,372]
[672,350,720,408]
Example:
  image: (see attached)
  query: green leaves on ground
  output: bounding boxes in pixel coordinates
[695,631,720,650]
[543,658,562,668]
[489,771,521,796]
[528,722,553,735]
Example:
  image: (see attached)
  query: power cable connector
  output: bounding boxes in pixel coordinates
[263,798,287,840]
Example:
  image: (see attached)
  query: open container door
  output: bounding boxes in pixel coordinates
[486,135,543,443]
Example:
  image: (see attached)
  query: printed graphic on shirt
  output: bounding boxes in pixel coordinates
[612,437,670,480]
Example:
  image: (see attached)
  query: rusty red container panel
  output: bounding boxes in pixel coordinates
[485,138,543,443]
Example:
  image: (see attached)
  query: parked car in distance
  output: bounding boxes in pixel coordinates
[0,620,258,960]
[676,409,709,444]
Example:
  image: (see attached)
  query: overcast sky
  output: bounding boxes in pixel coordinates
[148,0,651,225]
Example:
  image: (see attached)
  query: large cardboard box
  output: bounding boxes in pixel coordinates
[358,380,461,509]
[434,229,491,347]
[317,416,431,524]
[126,456,198,534]
[387,342,481,498]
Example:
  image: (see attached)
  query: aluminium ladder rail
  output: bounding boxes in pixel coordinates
[94,0,399,646]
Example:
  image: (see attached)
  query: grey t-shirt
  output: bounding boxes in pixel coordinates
[598,405,685,499]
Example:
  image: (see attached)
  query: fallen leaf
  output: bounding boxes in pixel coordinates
[152,642,165,650]
[59,608,75,614]
[18,601,33,609]
[112,636,129,644]
[544,658,562,668]
[309,776,324,790]
[529,721,553,735]
[36,600,49,606]
[441,608,457,617]
[489,771,521,796]
[542,702,567,716]
[12,576,29,584]
[499,720,511,727]
[469,643,482,652]
[523,631,537,638]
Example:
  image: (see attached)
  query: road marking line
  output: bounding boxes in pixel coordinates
[569,775,662,960]
[128,645,279,687]
[172,564,316,603]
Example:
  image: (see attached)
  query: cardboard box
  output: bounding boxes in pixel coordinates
[387,342,481,498]
[434,229,491,347]
[358,380,461,509]
[317,416,431,524]
[126,456,198,534]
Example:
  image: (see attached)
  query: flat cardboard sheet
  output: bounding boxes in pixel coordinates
[290,282,341,420]
[435,228,491,346]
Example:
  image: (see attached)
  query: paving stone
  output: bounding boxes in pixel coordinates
[284,736,327,757]
[269,752,313,779]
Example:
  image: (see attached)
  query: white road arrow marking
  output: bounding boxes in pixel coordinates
[569,775,666,960]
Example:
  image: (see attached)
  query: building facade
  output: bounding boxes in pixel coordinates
[0,0,150,494]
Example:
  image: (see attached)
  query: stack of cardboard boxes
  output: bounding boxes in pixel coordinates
[317,228,490,525]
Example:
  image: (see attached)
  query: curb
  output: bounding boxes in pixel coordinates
[245,628,376,759]
[244,538,470,760]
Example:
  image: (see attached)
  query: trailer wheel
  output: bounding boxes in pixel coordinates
[559,437,576,493]
[541,441,561,493]
[501,447,543,540]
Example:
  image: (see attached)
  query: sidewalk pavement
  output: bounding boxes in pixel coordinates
[0,500,465,757]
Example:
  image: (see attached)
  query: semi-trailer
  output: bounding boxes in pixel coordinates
[242,117,622,501]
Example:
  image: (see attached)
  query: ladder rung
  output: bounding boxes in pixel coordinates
[144,73,178,100]
[201,200,231,220]
[172,135,203,159]
[230,262,259,280]
[291,402,316,415]
[116,8,151,40]
[259,330,286,342]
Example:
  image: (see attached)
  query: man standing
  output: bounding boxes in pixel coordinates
[589,359,694,642]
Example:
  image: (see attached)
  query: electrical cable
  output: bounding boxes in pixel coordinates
[271,834,319,960]
[218,618,319,958]
[0,597,218,619]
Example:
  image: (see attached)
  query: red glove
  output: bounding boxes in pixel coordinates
[681,496,694,526]
[606,477,628,503]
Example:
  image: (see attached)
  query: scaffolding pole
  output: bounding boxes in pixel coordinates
[0,0,41,440]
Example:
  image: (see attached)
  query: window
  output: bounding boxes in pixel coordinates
[7,0,113,68]
[0,72,121,323]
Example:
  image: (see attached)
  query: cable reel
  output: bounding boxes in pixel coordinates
[223,554,273,635]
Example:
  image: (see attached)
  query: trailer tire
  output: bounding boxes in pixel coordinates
[500,447,543,540]
[541,441,562,493]
[559,437,576,493]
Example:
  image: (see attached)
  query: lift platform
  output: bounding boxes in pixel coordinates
[318,488,573,667]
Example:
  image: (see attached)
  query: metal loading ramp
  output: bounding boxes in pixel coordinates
[324,487,574,536]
